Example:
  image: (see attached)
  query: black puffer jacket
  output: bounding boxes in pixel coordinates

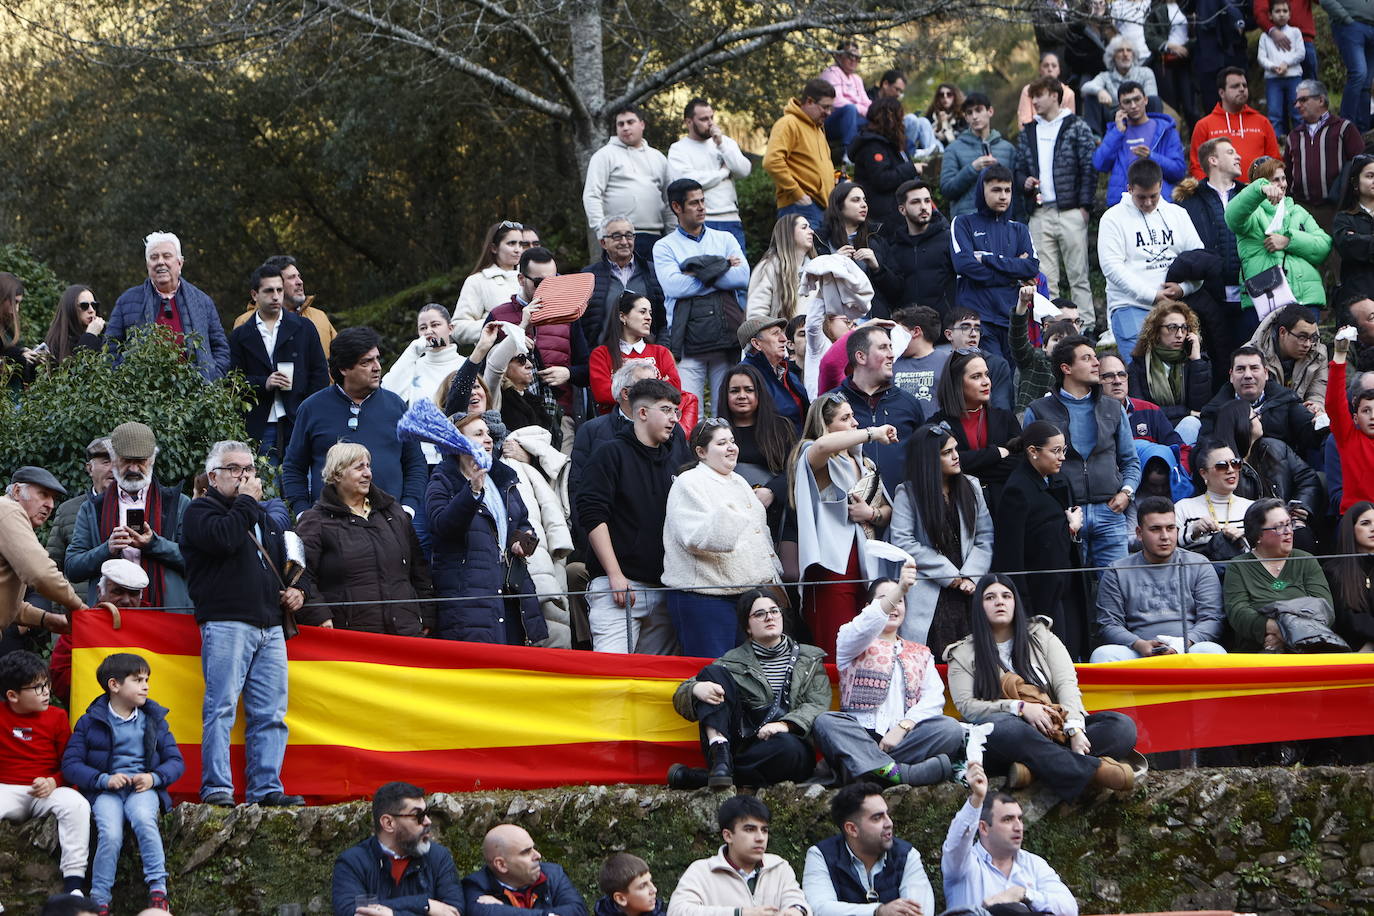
[1013,113,1099,212]
[1235,437,1324,519]
[295,483,434,635]
[884,210,956,316]
[847,129,918,229]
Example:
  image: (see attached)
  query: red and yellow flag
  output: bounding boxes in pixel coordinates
[70,608,1374,802]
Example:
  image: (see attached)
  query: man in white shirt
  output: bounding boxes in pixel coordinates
[802,783,934,916]
[941,763,1078,915]
[667,98,752,254]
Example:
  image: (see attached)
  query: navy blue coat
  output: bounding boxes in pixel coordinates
[227,310,329,441]
[426,456,548,644]
[61,696,184,812]
[744,349,809,434]
[463,862,588,916]
[950,170,1040,329]
[332,836,464,916]
[108,278,229,380]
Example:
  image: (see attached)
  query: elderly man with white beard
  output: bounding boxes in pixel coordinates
[65,422,192,612]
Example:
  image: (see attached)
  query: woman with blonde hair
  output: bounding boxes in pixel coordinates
[1126,299,1212,424]
[746,215,816,321]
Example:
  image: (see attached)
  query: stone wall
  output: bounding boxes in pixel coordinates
[3,767,1374,915]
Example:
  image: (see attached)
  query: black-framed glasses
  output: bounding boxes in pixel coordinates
[1160,323,1188,334]
[347,404,361,430]
[749,607,783,620]
[1209,458,1243,470]
[604,231,635,242]
[1286,331,1320,344]
[18,681,51,694]
[1099,370,1128,381]
[215,464,255,478]
[1263,521,1295,534]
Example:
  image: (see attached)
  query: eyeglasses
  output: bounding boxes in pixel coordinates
[1263,521,1295,534]
[392,809,430,821]
[1031,445,1067,456]
[825,390,847,405]
[18,682,51,694]
[604,231,635,242]
[79,301,99,311]
[952,322,981,333]
[1099,371,1128,381]
[215,465,256,478]
[499,220,524,230]
[749,607,783,620]
[926,420,953,436]
[1209,458,1243,470]
[1286,331,1320,344]
[701,417,730,430]
[652,405,681,419]
[1294,96,1316,104]
[1160,323,1188,334]
[347,404,361,430]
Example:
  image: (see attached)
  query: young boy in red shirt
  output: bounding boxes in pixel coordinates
[0,650,91,899]
[1328,327,1374,514]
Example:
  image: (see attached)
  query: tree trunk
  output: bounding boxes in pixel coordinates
[568,0,606,256]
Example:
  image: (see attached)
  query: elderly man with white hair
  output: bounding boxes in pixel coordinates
[107,230,230,380]
[0,466,82,633]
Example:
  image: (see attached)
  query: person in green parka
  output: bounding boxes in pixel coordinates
[1225,156,1332,338]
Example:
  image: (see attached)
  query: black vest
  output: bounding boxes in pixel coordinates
[1028,389,1125,504]
[816,834,913,905]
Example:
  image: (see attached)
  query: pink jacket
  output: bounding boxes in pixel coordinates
[819,65,870,116]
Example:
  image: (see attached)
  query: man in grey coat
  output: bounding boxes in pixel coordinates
[1091,495,1226,661]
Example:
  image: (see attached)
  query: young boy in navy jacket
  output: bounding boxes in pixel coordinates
[62,653,184,914]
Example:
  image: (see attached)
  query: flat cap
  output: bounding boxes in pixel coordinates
[100,558,149,590]
[109,422,157,460]
[736,316,788,351]
[9,466,68,497]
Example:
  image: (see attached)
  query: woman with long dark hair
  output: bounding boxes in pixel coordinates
[925,83,966,146]
[42,285,105,367]
[1212,397,1322,552]
[1323,501,1374,652]
[717,364,797,497]
[991,421,1088,657]
[848,97,918,230]
[888,423,993,659]
[589,292,681,412]
[930,350,1021,508]
[0,272,40,385]
[945,574,1138,800]
[1331,153,1374,300]
[814,181,903,318]
[452,220,525,346]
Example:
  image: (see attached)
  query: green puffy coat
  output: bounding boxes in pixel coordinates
[672,640,832,737]
[1224,177,1332,311]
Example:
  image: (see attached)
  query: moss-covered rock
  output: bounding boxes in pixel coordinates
[5,767,1374,915]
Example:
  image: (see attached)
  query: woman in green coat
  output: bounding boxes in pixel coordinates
[1225,157,1332,337]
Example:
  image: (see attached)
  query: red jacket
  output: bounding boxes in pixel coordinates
[1327,360,1374,513]
[588,342,682,410]
[1190,104,1281,179]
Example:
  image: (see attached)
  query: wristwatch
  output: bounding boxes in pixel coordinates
[1118,485,1135,497]
[898,719,915,731]
[1064,726,1081,737]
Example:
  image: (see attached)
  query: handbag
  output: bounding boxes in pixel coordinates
[1242,256,1298,320]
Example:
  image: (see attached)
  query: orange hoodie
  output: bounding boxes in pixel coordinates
[763,98,835,207]
[1189,102,1281,179]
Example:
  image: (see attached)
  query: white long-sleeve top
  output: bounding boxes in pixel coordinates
[1258,26,1305,76]
[381,341,465,464]
[1096,192,1204,313]
[582,136,675,233]
[667,135,753,222]
[834,599,948,733]
[802,840,935,916]
[941,800,1079,915]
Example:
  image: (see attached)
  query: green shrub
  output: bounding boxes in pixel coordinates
[0,325,252,495]
[0,242,64,348]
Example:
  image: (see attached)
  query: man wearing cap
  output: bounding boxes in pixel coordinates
[1,467,82,634]
[65,422,191,612]
[46,437,114,600]
[49,559,150,705]
[740,316,808,434]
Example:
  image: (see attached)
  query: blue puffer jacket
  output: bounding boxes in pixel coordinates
[107,279,230,380]
[950,170,1040,329]
[426,456,548,645]
[61,696,184,812]
[1092,112,1188,203]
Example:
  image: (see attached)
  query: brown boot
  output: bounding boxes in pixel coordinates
[1006,762,1035,789]
[1091,756,1135,791]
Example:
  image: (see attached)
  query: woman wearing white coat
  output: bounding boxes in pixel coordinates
[382,304,465,467]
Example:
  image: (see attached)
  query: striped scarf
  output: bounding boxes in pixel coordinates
[751,636,796,695]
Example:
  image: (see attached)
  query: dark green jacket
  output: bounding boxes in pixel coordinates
[673,640,832,736]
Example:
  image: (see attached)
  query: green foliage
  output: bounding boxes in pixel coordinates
[736,166,779,267]
[0,242,64,347]
[0,325,251,494]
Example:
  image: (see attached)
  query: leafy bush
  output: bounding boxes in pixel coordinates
[0,242,64,347]
[0,325,251,495]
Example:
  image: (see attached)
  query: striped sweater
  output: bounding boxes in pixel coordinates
[1284,114,1366,207]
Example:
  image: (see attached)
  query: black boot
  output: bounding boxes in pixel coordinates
[667,764,709,790]
[895,754,953,786]
[707,741,734,789]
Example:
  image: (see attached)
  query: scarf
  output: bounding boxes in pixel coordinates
[98,482,168,609]
[1148,345,1186,404]
[500,871,549,908]
[751,635,796,695]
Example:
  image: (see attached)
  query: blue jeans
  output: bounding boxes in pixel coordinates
[777,201,825,233]
[824,104,864,150]
[667,591,741,659]
[980,322,1014,366]
[1109,305,1150,366]
[1081,501,1129,572]
[1335,20,1374,131]
[705,220,747,255]
[90,787,165,904]
[1265,75,1300,138]
[1303,39,1319,80]
[199,621,289,801]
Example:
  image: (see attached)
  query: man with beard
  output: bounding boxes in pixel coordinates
[234,255,338,357]
[885,180,955,316]
[667,98,753,253]
[802,782,936,916]
[66,422,191,612]
[464,824,588,916]
[332,781,464,916]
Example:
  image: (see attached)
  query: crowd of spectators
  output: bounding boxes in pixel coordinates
[5,12,1374,911]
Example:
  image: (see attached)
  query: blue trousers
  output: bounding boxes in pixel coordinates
[199,621,288,802]
[1335,20,1374,131]
[90,787,166,904]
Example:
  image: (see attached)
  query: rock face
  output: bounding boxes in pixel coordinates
[3,767,1374,915]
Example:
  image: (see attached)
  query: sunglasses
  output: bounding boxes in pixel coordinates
[1209,458,1243,470]
[79,301,100,311]
[499,220,524,230]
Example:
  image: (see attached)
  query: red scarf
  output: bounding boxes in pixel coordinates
[97,482,168,609]
[501,871,549,908]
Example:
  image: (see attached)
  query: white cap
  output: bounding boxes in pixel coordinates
[100,558,148,590]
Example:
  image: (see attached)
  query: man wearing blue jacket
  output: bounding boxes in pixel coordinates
[464,824,588,916]
[332,781,464,916]
[1091,81,1187,204]
[950,166,1041,364]
[828,324,925,494]
[938,93,1017,218]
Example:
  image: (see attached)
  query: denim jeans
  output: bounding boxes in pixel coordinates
[90,787,166,904]
[1090,640,1226,662]
[1335,20,1374,131]
[705,220,747,256]
[1109,304,1150,366]
[1265,75,1300,138]
[199,620,289,801]
[824,104,864,150]
[1302,39,1318,80]
[1081,500,1129,572]
[667,590,740,659]
[777,201,825,233]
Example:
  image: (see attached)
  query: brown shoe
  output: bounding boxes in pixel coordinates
[1091,756,1135,791]
[1006,762,1035,789]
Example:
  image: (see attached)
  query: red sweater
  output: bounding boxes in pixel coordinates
[0,703,69,785]
[1327,360,1374,513]
[588,343,682,410]
[1190,104,1281,179]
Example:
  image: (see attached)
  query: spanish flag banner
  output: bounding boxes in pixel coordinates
[71,609,1374,802]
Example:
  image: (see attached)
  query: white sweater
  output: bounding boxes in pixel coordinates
[1097,192,1204,313]
[667,135,752,221]
[1258,27,1305,77]
[581,136,675,233]
[662,464,782,595]
[452,266,519,346]
[381,341,465,464]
